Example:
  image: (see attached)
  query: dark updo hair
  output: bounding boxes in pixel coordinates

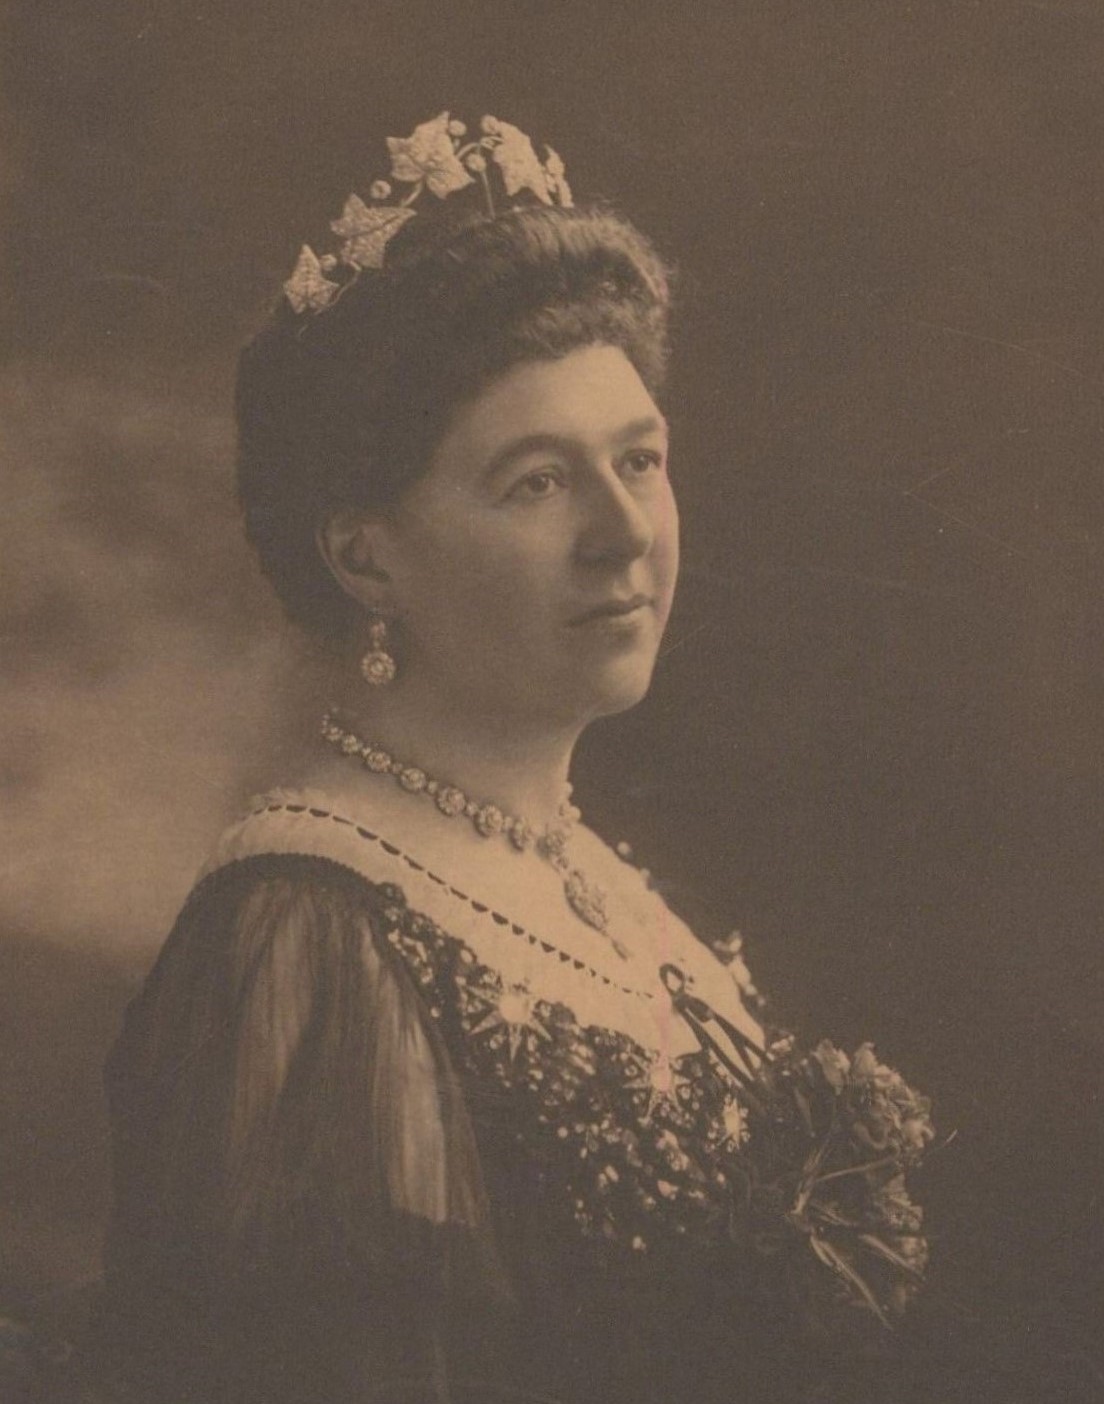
[235,202,673,642]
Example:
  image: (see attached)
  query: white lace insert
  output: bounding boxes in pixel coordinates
[203,788,756,1059]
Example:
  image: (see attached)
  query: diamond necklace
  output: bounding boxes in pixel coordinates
[321,713,626,957]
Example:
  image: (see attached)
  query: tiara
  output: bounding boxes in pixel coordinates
[284,111,574,316]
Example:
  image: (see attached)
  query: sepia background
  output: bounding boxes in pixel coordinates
[2,1,1102,1396]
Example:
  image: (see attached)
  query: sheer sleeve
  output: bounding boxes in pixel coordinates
[100,854,510,1401]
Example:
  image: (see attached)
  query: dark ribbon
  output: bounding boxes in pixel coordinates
[660,963,769,1116]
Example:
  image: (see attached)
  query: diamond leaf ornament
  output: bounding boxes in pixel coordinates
[387,110,474,199]
[283,244,339,313]
[490,119,553,205]
[330,194,416,269]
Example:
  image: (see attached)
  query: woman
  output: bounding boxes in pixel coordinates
[81,114,921,1404]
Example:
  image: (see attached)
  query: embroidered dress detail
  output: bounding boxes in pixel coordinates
[205,791,667,1046]
[207,789,757,1053]
[202,790,768,1255]
[379,896,747,1255]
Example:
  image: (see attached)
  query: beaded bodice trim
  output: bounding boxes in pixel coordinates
[206,790,757,1058]
[382,889,755,1256]
[204,790,765,1255]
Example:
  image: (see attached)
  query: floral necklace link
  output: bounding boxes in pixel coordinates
[321,713,627,957]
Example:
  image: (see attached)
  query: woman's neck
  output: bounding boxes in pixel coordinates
[327,682,582,829]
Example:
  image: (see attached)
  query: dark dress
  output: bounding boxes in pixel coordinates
[82,792,906,1404]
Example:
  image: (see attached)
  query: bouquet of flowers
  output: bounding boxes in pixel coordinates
[665,964,935,1330]
[742,1036,934,1329]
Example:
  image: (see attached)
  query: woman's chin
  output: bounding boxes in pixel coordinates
[575,656,660,721]
[556,618,666,721]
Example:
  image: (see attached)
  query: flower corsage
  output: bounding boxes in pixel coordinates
[666,964,935,1329]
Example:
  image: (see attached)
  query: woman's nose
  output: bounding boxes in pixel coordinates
[575,467,655,565]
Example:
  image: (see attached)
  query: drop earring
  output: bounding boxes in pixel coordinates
[360,615,397,686]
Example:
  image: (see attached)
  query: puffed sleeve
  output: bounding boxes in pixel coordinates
[98,854,511,1402]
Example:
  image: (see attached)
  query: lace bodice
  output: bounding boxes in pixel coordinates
[91,791,865,1404]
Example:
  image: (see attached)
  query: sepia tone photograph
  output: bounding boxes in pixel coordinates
[2,3,1102,1401]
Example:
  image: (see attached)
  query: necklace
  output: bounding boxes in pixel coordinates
[321,713,625,955]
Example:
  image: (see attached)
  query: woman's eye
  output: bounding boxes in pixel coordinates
[507,469,563,501]
[622,450,664,478]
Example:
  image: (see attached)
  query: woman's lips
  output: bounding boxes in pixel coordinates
[568,594,652,626]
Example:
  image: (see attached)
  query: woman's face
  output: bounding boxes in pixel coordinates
[373,343,679,730]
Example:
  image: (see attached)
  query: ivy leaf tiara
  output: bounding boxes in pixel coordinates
[283,110,574,316]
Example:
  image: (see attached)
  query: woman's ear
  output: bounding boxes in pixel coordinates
[316,511,392,611]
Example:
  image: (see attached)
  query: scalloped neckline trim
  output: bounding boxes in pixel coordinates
[203,787,710,1054]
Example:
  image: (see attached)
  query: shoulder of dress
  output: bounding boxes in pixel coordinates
[204,786,407,881]
[182,787,412,923]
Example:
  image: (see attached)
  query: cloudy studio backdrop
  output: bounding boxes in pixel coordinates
[2,3,1102,1396]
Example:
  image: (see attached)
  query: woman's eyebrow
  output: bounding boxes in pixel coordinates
[611,414,669,445]
[481,433,575,484]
